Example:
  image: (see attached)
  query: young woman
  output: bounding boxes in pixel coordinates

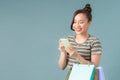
[58,4,102,80]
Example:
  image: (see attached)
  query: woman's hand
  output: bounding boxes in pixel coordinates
[65,46,78,57]
[58,41,66,53]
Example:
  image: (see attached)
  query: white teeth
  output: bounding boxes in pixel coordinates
[77,29,81,30]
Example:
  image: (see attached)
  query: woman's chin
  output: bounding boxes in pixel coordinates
[76,32,81,35]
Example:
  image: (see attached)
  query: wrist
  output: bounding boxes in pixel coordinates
[60,51,66,54]
[58,48,66,53]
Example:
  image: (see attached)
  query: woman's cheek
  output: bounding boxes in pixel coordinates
[72,25,75,30]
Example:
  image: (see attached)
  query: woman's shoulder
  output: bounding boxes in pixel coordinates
[88,35,101,45]
[67,35,75,42]
[67,35,75,39]
[89,34,100,40]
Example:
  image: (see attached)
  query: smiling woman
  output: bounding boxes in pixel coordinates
[72,13,91,37]
[58,4,102,80]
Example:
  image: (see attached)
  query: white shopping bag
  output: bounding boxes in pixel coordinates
[69,64,96,80]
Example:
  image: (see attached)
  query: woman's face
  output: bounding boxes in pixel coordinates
[72,13,91,35]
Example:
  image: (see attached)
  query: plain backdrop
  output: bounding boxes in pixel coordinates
[0,0,120,80]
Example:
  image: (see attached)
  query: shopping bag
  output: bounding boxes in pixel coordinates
[97,67,105,80]
[69,64,96,80]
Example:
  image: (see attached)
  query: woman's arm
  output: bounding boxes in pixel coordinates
[91,54,101,67]
[58,41,68,70]
[58,51,67,70]
[75,53,101,66]
[65,47,101,67]
[65,47,89,64]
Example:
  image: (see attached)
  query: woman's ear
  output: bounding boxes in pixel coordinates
[88,21,92,26]
[89,21,92,24]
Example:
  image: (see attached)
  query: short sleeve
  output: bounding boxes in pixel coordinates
[91,37,102,55]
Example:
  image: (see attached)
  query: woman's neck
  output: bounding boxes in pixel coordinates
[75,33,89,44]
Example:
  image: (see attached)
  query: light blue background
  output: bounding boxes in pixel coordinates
[0,0,119,80]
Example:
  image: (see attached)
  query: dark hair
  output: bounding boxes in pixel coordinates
[70,4,92,31]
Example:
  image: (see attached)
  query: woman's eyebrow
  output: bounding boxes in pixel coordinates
[74,19,85,22]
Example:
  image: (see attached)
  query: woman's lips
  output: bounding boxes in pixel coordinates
[76,28,82,32]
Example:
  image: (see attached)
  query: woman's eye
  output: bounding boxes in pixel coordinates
[80,22,84,24]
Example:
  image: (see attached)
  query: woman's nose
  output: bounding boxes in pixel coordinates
[76,23,80,28]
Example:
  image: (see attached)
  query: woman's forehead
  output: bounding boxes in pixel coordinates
[74,13,88,21]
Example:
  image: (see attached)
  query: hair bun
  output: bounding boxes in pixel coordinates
[83,4,92,13]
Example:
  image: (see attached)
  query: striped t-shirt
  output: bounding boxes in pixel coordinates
[66,35,102,69]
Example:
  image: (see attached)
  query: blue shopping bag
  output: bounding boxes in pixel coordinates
[98,67,105,80]
[69,64,96,80]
